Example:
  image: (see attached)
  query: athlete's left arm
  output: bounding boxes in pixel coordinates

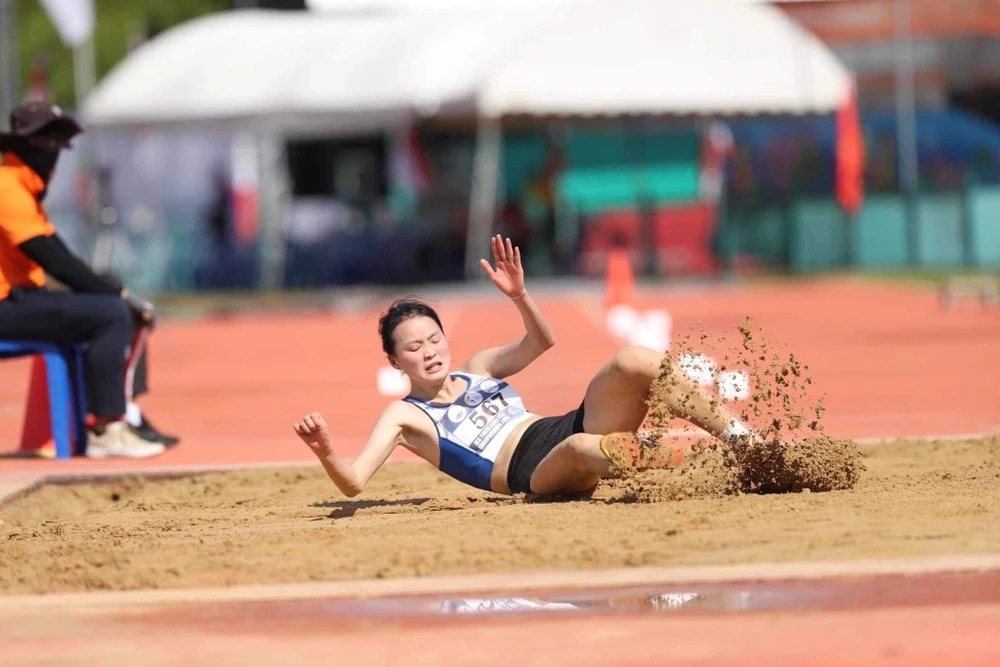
[462,235,556,379]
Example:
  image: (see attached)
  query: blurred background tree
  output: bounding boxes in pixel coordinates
[16,0,233,108]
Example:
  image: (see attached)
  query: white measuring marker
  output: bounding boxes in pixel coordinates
[376,365,410,397]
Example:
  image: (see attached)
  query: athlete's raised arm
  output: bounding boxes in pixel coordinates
[463,235,556,379]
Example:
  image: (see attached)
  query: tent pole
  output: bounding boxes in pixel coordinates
[256,131,290,291]
[465,114,502,281]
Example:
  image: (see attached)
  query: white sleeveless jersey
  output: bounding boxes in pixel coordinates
[403,372,536,490]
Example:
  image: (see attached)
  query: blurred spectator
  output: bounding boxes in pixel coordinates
[208,165,233,248]
[0,103,177,458]
[498,199,531,258]
[525,137,565,265]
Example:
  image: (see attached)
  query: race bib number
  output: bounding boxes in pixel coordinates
[445,389,524,452]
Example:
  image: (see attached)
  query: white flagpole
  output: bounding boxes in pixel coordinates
[72,33,96,107]
[36,0,96,106]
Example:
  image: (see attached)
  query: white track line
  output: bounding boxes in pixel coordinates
[856,431,999,445]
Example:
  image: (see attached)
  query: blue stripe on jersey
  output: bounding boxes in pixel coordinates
[403,396,494,491]
[439,437,493,490]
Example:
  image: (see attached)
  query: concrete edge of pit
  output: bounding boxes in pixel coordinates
[0,460,318,504]
[2,554,999,613]
[0,476,45,509]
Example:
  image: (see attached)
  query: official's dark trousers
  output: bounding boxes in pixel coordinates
[0,288,135,418]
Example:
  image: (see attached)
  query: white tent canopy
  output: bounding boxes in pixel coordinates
[480,0,851,117]
[84,0,852,130]
[306,0,849,9]
[305,0,604,11]
[82,10,543,134]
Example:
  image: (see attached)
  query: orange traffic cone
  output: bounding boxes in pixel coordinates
[604,246,635,310]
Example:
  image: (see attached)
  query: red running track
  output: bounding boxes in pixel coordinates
[1,278,998,476]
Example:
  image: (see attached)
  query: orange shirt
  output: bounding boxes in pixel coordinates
[0,152,55,300]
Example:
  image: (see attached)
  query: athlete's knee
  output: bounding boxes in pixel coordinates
[560,434,601,470]
[612,345,660,380]
[562,433,590,456]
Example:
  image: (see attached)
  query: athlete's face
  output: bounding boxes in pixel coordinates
[391,316,451,384]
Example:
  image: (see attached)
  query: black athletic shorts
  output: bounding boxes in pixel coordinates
[506,401,587,494]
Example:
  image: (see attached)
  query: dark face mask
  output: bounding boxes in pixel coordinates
[9,137,60,200]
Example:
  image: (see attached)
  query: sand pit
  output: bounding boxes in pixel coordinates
[599,432,863,502]
[2,436,998,595]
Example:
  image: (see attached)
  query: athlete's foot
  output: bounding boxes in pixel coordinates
[720,420,764,451]
[600,433,640,471]
[601,433,683,472]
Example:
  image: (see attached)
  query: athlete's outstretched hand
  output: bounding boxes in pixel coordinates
[294,412,334,458]
[481,234,525,299]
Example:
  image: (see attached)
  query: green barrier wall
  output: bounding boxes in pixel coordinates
[790,199,849,272]
[725,205,789,266]
[969,187,1000,268]
[558,165,700,214]
[502,129,700,210]
[854,196,909,268]
[726,189,998,272]
[916,194,965,267]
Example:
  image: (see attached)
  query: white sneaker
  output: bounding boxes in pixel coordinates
[86,421,166,459]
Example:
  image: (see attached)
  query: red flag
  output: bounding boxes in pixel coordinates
[231,133,260,246]
[835,85,865,215]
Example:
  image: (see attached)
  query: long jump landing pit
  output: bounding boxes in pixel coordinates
[2,436,1000,664]
[3,437,998,592]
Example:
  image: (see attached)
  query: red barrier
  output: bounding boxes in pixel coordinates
[579,203,718,277]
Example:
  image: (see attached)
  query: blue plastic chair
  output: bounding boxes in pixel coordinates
[0,341,88,459]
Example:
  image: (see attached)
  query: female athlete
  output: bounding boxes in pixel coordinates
[294,235,755,497]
